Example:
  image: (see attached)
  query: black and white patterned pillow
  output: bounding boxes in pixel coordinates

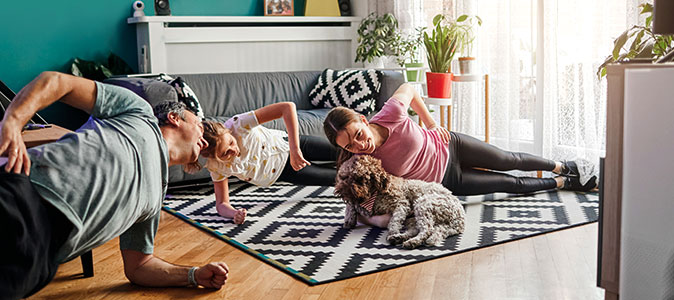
[309,69,383,115]
[157,74,205,120]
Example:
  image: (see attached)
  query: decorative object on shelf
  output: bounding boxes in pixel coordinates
[355,13,403,68]
[309,69,383,115]
[304,0,339,17]
[423,14,461,98]
[132,1,145,18]
[70,53,134,82]
[597,3,674,79]
[453,15,482,75]
[337,0,351,16]
[396,27,426,82]
[154,0,171,16]
[266,0,294,16]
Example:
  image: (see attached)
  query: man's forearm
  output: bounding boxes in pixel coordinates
[125,255,192,287]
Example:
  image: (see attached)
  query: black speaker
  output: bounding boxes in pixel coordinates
[154,0,171,16]
[338,0,351,16]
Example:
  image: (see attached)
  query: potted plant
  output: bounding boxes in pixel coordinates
[396,27,426,82]
[597,3,674,79]
[423,14,461,98]
[355,13,403,68]
[453,15,482,74]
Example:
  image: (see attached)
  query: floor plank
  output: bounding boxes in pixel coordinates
[29,212,605,300]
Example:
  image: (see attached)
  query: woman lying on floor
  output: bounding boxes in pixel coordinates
[323,83,597,227]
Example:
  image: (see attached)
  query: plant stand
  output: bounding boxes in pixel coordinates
[422,73,490,142]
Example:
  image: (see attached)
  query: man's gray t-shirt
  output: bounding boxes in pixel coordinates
[27,82,169,263]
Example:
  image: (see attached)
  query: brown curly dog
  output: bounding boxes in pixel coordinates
[335,155,466,249]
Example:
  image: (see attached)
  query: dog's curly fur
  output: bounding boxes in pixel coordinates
[335,155,466,249]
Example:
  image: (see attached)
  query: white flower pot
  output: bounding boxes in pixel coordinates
[458,57,476,74]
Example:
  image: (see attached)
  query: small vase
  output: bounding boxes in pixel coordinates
[458,57,476,74]
[404,62,424,82]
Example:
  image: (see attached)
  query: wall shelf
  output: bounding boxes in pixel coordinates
[127,16,361,25]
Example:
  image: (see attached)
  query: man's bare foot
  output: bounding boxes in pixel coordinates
[216,203,248,224]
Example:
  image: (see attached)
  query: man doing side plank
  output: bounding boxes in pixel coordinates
[0,72,228,299]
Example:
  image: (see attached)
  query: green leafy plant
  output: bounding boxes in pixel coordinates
[453,15,482,57]
[597,3,674,79]
[395,27,426,66]
[355,13,402,64]
[71,53,134,81]
[423,14,461,73]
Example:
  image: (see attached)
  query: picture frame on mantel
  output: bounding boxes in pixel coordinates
[265,0,294,16]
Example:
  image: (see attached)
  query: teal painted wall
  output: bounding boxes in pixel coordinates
[0,0,306,129]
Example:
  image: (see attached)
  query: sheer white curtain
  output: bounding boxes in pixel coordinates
[540,0,645,162]
[369,0,646,165]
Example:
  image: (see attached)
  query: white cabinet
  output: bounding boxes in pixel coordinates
[127,16,363,74]
[599,63,674,300]
[619,66,674,300]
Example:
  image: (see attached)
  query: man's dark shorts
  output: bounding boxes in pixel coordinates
[0,169,72,300]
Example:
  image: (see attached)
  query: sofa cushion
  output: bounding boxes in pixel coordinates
[308,69,383,115]
[103,77,178,107]
[156,74,205,119]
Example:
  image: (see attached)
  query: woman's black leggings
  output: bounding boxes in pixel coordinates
[442,132,557,195]
[278,135,337,186]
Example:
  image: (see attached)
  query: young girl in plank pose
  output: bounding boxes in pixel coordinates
[191,102,337,224]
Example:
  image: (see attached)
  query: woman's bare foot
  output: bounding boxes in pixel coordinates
[216,203,247,224]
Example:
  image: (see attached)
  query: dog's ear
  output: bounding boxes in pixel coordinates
[352,182,369,200]
[376,170,389,191]
[356,155,389,192]
[372,158,390,191]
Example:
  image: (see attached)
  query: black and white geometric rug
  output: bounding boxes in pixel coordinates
[163,181,598,285]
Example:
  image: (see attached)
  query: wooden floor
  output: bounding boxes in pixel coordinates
[29,211,605,300]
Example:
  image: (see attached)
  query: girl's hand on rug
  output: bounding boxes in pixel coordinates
[216,203,247,224]
[196,262,230,289]
[233,208,247,224]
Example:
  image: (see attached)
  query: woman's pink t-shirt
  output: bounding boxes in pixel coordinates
[369,97,450,183]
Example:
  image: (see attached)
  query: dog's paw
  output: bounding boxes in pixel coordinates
[402,239,422,249]
[343,222,356,229]
[386,233,406,244]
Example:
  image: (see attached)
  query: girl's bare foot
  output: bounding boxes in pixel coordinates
[216,203,248,224]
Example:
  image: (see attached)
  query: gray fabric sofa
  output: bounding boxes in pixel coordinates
[105,70,405,184]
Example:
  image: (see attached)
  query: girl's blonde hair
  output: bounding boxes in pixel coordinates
[183,120,231,174]
[323,106,363,169]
